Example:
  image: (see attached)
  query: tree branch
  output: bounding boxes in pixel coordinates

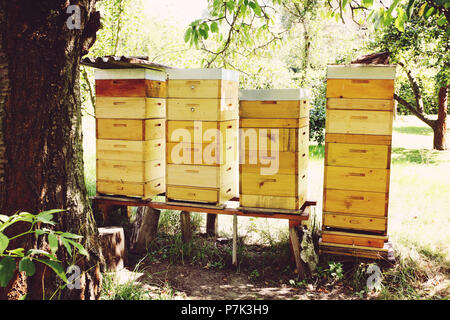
[398,62,425,113]
[394,93,435,128]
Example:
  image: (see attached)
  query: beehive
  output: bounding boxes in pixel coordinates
[320,64,396,258]
[165,68,239,204]
[239,89,310,211]
[95,68,166,199]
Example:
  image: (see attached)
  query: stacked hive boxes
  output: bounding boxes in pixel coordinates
[95,68,166,199]
[165,68,239,205]
[320,64,396,258]
[239,89,310,211]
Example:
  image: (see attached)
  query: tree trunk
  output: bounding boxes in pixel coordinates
[130,206,160,253]
[0,1,102,300]
[433,86,448,150]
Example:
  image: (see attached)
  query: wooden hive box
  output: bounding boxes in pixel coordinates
[320,64,396,255]
[95,68,167,199]
[165,68,239,205]
[239,89,310,211]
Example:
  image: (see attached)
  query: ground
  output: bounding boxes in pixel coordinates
[86,115,449,300]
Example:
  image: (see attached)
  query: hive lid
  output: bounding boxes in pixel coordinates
[166,68,239,81]
[239,88,310,101]
[327,64,397,80]
[81,56,170,71]
[94,68,166,81]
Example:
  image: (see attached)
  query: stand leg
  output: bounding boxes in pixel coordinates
[180,211,192,243]
[232,214,238,267]
[206,213,218,237]
[289,220,306,279]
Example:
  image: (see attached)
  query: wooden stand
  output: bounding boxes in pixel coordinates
[92,195,316,278]
[319,238,395,262]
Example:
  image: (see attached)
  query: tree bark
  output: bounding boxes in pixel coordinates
[433,86,448,150]
[0,1,102,300]
[129,206,160,253]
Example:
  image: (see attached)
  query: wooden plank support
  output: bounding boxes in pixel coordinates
[180,211,192,243]
[91,195,313,222]
[289,224,307,279]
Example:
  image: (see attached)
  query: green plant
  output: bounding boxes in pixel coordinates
[316,261,344,282]
[289,279,308,288]
[0,210,88,291]
[249,269,261,281]
[309,82,327,145]
[101,272,150,300]
[328,261,344,280]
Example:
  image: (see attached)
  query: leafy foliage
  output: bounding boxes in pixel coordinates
[0,210,88,289]
[367,3,448,114]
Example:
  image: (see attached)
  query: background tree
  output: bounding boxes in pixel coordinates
[332,0,448,150]
[0,0,102,299]
[368,7,448,149]
[188,0,448,150]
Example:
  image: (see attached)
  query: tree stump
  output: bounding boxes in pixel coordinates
[129,206,160,253]
[98,227,126,272]
[180,211,192,243]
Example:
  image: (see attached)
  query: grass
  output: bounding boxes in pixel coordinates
[83,114,449,300]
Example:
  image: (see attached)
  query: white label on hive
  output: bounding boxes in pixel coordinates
[166,68,239,81]
[327,64,397,80]
[94,68,166,81]
[239,88,310,101]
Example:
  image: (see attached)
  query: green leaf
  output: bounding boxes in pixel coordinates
[0,232,9,255]
[210,21,219,33]
[60,232,83,240]
[342,0,349,8]
[27,249,57,261]
[406,0,416,18]
[424,7,435,18]
[61,238,72,257]
[19,258,35,277]
[226,0,236,12]
[199,28,208,39]
[6,248,25,257]
[0,215,9,223]
[38,259,67,283]
[36,212,55,225]
[251,1,262,16]
[184,28,192,43]
[48,233,58,255]
[395,8,407,32]
[362,0,374,7]
[37,209,66,215]
[67,239,89,257]
[437,15,447,26]
[0,256,16,287]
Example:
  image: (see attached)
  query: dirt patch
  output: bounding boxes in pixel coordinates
[120,252,357,300]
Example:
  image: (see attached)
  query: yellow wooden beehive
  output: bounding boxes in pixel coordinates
[95,68,166,199]
[320,64,396,258]
[239,89,310,211]
[165,68,239,204]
